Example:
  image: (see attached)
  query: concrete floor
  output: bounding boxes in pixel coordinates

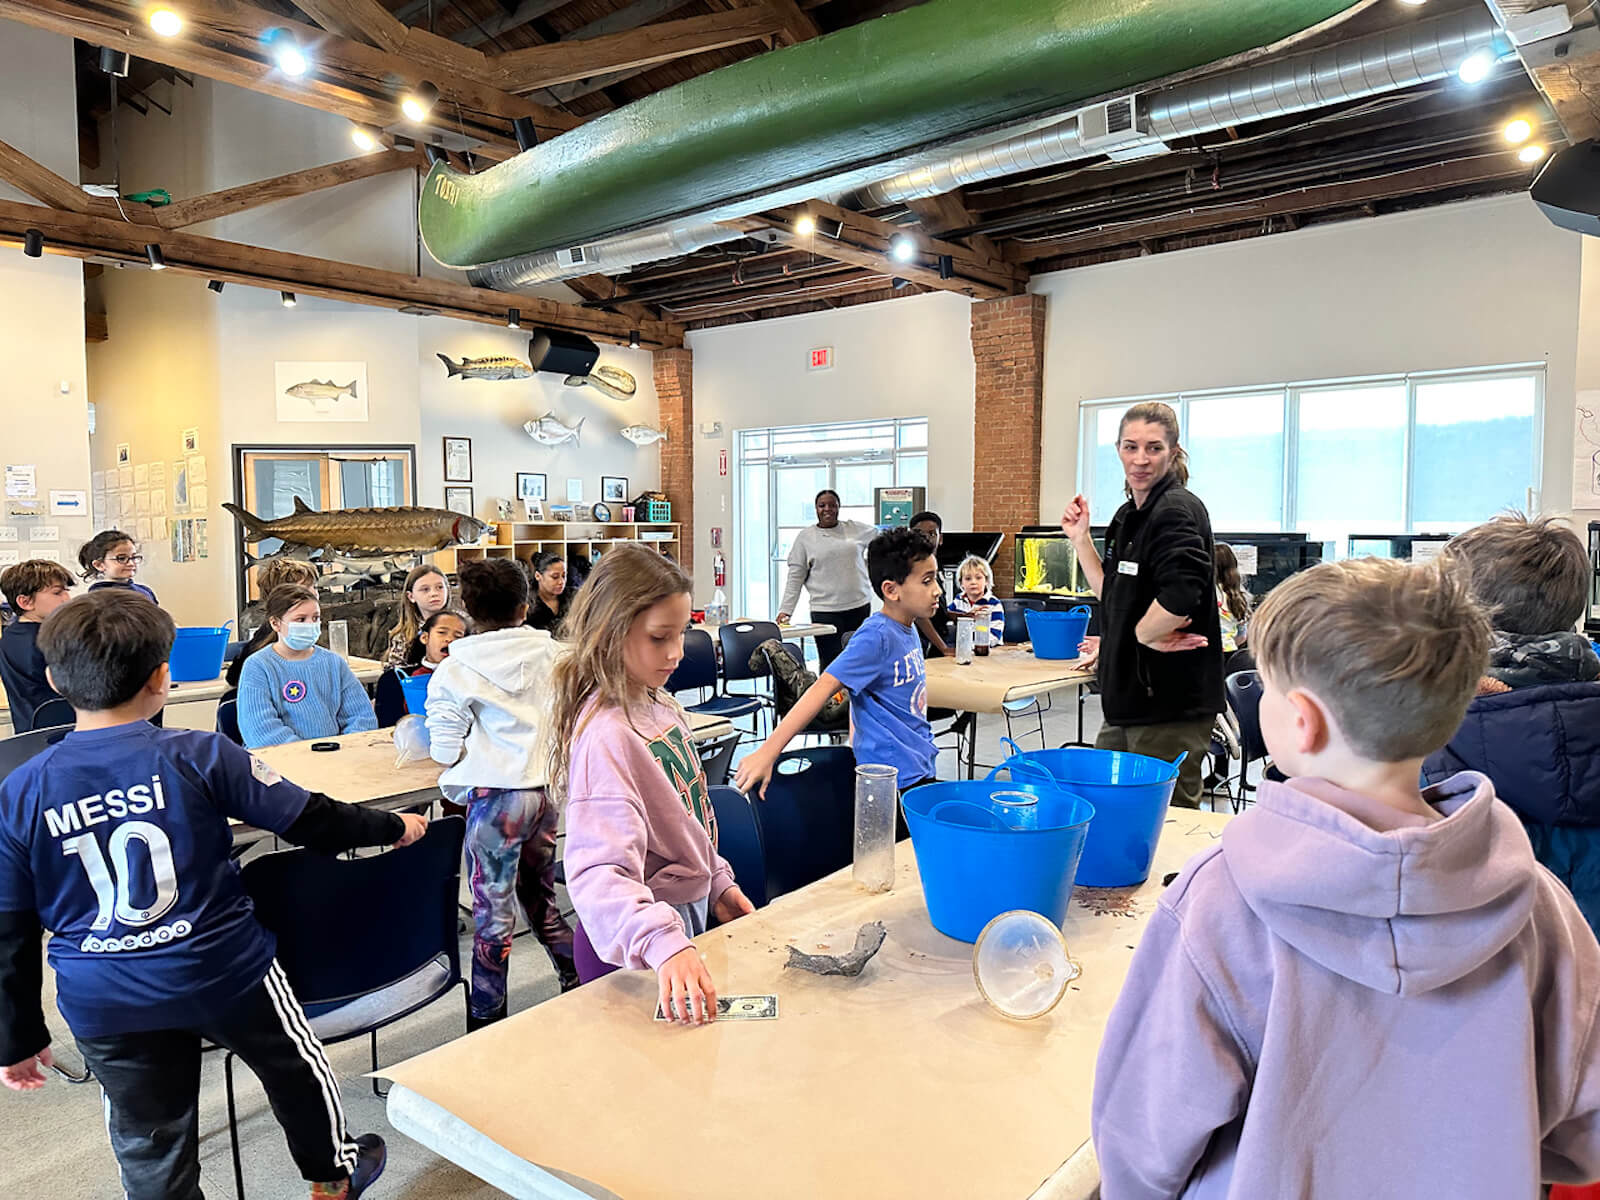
[0,688,1239,1199]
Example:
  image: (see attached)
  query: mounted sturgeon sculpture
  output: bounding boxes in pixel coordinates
[565,364,638,402]
[224,497,489,556]
[419,0,1365,272]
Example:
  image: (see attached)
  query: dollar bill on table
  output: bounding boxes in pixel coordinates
[654,994,779,1022]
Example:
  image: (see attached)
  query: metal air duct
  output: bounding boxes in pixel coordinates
[466,219,760,290]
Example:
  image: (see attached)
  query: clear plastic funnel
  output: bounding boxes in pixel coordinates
[972,910,1080,1020]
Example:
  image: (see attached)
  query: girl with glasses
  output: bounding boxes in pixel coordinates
[77,529,158,605]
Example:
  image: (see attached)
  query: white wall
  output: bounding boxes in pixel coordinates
[686,290,976,604]
[1032,193,1584,522]
[0,27,94,577]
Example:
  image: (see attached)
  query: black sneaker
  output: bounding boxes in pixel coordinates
[346,1134,387,1198]
[552,951,581,993]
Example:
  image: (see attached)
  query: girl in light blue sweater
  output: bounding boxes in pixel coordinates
[237,584,377,748]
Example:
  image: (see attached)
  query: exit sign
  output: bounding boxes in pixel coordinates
[808,346,834,371]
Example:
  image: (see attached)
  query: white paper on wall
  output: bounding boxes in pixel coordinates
[5,465,37,500]
[191,484,208,513]
[187,456,207,485]
[134,464,150,487]
[136,518,152,543]
[136,491,151,516]
[118,467,134,489]
[1230,544,1258,577]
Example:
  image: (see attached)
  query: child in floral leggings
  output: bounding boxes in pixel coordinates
[425,559,576,1027]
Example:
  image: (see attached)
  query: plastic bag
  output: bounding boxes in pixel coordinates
[392,714,432,767]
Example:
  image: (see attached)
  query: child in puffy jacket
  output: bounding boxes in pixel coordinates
[1423,514,1600,934]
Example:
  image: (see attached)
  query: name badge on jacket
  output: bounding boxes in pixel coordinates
[1117,560,1140,576]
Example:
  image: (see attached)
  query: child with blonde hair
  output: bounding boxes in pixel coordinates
[948,553,1005,644]
[383,565,451,667]
[1093,558,1600,1198]
[549,544,754,1023]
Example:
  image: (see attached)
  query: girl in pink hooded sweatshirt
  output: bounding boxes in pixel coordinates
[548,545,755,1025]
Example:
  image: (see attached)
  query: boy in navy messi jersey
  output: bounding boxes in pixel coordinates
[0,589,425,1200]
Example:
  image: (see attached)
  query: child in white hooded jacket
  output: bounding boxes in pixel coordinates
[425,559,575,1022]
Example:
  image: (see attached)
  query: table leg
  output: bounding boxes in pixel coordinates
[966,710,978,780]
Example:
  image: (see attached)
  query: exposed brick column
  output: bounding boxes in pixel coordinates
[970,293,1046,598]
[653,348,694,579]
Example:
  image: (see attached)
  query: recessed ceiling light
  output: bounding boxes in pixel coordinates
[351,124,379,152]
[275,42,308,77]
[401,81,439,123]
[1519,143,1547,164]
[1457,51,1494,85]
[148,8,183,36]
[890,235,916,263]
[1503,118,1533,144]
[794,214,816,237]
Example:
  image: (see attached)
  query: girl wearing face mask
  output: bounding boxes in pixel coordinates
[236,584,378,748]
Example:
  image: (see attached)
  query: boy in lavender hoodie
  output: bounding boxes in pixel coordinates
[1092,557,1600,1199]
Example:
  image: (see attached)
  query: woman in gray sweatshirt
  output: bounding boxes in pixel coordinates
[777,489,876,669]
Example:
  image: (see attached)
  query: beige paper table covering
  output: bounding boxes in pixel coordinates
[380,810,1231,1200]
[924,645,1096,715]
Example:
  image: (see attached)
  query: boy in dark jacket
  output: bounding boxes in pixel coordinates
[1423,513,1600,932]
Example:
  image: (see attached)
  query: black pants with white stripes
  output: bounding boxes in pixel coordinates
[73,962,359,1200]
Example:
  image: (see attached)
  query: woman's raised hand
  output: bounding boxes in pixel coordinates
[1061,495,1091,540]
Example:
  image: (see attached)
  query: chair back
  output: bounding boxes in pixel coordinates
[1000,599,1045,646]
[697,730,741,788]
[216,699,243,746]
[241,816,465,1015]
[1225,671,1269,765]
[709,785,768,909]
[719,621,781,684]
[0,724,72,783]
[223,639,246,664]
[753,744,857,900]
[27,697,75,734]
[668,628,719,697]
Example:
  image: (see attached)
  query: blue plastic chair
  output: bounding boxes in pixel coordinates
[212,687,243,745]
[670,627,764,727]
[697,729,741,787]
[26,696,75,734]
[0,723,72,782]
[751,744,857,901]
[1225,671,1283,809]
[709,785,768,909]
[719,620,782,686]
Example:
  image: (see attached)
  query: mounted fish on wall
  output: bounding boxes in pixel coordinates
[275,361,370,422]
[224,497,488,561]
[564,363,637,402]
[621,423,667,447]
[524,411,585,447]
[437,353,534,381]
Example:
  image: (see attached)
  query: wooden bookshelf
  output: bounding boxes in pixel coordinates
[430,521,681,572]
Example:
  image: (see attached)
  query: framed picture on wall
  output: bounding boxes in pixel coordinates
[517,472,546,502]
[444,486,474,517]
[443,437,473,482]
[601,475,628,504]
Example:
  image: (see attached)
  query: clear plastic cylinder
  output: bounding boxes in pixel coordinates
[853,763,899,893]
[955,617,975,665]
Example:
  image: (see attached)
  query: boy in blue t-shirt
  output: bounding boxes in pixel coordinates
[0,589,424,1200]
[737,526,943,795]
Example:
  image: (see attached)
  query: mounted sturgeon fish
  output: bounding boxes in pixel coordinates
[524,411,585,446]
[564,364,638,402]
[223,497,489,555]
[437,353,533,381]
[419,0,1365,270]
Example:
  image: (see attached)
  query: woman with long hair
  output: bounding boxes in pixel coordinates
[1061,401,1225,807]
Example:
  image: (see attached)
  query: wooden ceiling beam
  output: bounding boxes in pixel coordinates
[289,0,506,80]
[564,273,661,325]
[742,198,1024,298]
[156,150,417,229]
[758,0,822,47]
[1498,1,1600,143]
[485,8,785,92]
[0,198,683,347]
[0,137,160,225]
[1004,152,1533,262]
[661,270,890,320]
[904,192,1003,262]
[0,0,577,159]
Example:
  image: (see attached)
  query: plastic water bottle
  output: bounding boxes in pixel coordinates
[955,618,975,665]
[853,764,899,893]
[328,619,349,659]
[974,608,992,657]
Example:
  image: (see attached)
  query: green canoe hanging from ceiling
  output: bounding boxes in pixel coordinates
[419,0,1365,270]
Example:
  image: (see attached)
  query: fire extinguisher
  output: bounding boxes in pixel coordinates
[713,552,727,588]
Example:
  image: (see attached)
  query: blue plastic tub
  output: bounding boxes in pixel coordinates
[1025,606,1091,660]
[168,622,233,683]
[399,670,433,715]
[902,777,1095,942]
[996,742,1180,887]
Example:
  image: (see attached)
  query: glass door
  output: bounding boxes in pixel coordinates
[772,464,830,622]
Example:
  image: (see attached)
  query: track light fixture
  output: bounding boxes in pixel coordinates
[513,117,539,152]
[280,291,297,307]
[890,235,916,263]
[401,81,439,122]
[207,279,224,293]
[891,276,909,290]
[629,329,641,349]
[148,8,183,36]
[97,46,131,77]
[350,124,379,152]
[794,214,816,237]
[506,308,521,329]
[273,39,309,77]
[937,253,953,280]
[423,144,448,167]
[22,229,43,258]
[144,244,167,271]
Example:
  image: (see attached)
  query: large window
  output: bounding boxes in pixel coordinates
[1078,366,1542,549]
[735,418,928,619]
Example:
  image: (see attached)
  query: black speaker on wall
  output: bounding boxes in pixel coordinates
[528,328,599,377]
[1532,139,1600,236]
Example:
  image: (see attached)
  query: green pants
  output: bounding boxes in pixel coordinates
[1096,717,1215,809]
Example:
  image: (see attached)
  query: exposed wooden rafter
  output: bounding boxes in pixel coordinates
[485,8,786,92]
[0,199,683,347]
[905,192,1004,264]
[0,136,159,225]
[0,0,576,159]
[742,199,1024,298]
[758,0,823,47]
[564,274,661,326]
[1498,0,1600,143]
[156,151,418,229]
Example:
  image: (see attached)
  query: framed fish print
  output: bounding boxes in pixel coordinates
[274,361,370,422]
[601,476,628,504]
[443,437,473,482]
[444,486,475,517]
[517,472,546,502]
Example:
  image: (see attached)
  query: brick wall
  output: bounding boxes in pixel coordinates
[652,348,694,578]
[970,293,1047,598]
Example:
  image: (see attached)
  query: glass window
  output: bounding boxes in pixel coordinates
[1296,384,1406,536]
[1412,375,1537,530]
[1184,392,1284,531]
[1084,405,1129,523]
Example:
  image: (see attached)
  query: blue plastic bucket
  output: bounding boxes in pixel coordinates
[399,670,433,715]
[997,741,1180,887]
[1025,606,1091,660]
[168,622,233,683]
[902,776,1095,942]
